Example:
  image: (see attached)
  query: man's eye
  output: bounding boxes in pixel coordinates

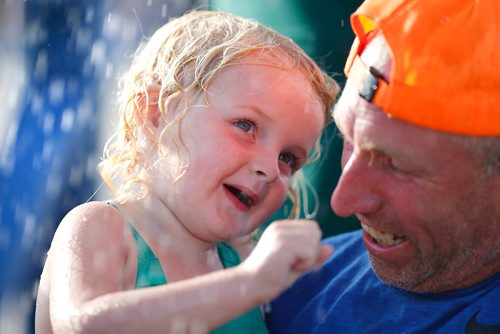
[379,153,408,175]
[234,119,255,133]
[279,152,299,169]
[388,158,408,174]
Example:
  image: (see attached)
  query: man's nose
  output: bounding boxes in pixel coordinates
[330,149,382,217]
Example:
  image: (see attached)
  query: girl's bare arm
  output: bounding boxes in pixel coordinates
[45,203,331,334]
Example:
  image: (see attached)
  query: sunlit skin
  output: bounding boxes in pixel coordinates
[157,59,326,243]
[35,53,332,334]
[331,35,500,293]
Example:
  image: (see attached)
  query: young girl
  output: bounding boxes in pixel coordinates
[35,10,338,334]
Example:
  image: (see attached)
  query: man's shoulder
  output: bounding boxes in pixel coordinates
[267,229,371,333]
[268,230,500,334]
[323,228,362,242]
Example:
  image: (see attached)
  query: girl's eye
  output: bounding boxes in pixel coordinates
[234,119,255,133]
[279,152,299,170]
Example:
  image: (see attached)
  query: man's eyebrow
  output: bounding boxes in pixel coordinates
[362,139,415,165]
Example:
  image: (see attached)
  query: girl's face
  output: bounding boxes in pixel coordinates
[159,56,325,241]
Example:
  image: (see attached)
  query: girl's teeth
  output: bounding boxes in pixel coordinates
[361,223,406,247]
[237,192,253,206]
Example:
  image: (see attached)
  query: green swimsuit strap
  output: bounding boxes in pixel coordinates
[212,242,269,334]
[103,201,166,287]
[216,242,240,268]
[128,224,167,287]
[102,202,266,333]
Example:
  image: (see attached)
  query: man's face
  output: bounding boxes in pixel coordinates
[331,35,500,292]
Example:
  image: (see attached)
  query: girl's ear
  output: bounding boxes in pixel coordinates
[135,86,161,128]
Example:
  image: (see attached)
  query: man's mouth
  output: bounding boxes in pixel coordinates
[224,185,255,207]
[361,223,408,247]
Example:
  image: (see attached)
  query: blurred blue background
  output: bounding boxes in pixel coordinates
[0,0,361,332]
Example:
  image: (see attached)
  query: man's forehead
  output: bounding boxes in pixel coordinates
[333,33,396,140]
[332,83,356,136]
[359,35,392,82]
[333,78,384,137]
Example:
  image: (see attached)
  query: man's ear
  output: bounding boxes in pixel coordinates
[135,86,161,128]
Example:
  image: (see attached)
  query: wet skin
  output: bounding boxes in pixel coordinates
[157,56,325,243]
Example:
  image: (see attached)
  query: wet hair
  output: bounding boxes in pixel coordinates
[98,10,339,218]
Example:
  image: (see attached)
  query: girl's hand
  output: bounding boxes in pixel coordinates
[239,220,333,303]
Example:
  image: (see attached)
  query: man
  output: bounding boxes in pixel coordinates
[267,0,500,333]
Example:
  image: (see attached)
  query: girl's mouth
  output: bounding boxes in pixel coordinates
[224,185,254,207]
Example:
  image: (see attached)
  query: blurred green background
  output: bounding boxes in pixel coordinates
[209,0,362,237]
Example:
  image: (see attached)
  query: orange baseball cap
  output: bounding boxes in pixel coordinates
[344,0,500,136]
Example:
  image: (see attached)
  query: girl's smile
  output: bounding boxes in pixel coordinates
[157,55,325,241]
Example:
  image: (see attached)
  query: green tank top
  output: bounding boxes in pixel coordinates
[105,201,268,333]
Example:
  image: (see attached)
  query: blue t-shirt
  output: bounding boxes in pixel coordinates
[267,230,500,334]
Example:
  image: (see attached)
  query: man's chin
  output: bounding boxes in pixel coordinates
[368,254,426,292]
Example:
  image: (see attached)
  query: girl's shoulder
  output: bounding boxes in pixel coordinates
[50,200,133,257]
[44,200,139,311]
[59,200,125,231]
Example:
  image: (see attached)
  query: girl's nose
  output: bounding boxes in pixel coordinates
[251,149,280,183]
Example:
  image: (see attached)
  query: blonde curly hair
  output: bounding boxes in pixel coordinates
[98,10,339,218]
